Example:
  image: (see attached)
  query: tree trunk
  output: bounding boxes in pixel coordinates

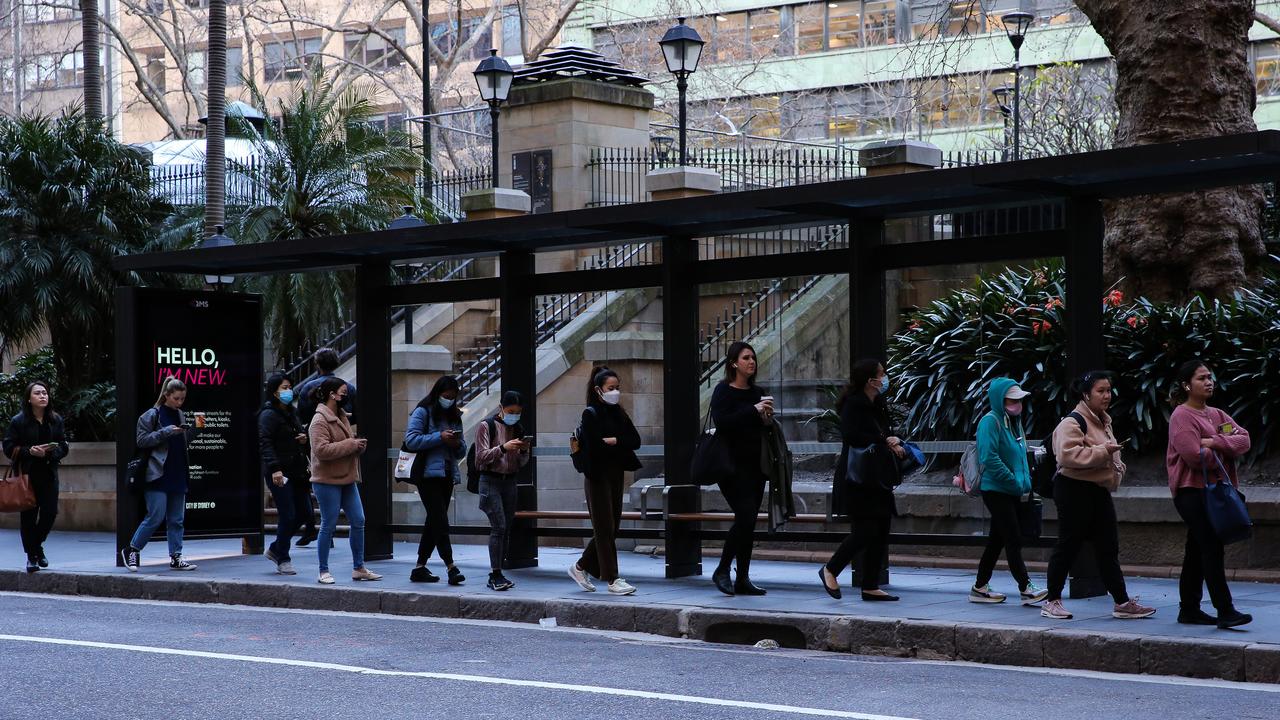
[80,0,102,121]
[1074,0,1265,300]
[205,0,227,238]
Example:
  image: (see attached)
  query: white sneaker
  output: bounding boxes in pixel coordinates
[568,563,596,592]
[969,584,1006,603]
[352,567,383,582]
[318,571,335,585]
[276,561,297,576]
[1021,582,1049,605]
[607,578,636,595]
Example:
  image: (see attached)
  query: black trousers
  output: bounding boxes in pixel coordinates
[716,471,766,577]
[265,478,299,562]
[580,464,625,582]
[976,490,1030,591]
[416,477,456,566]
[20,475,58,556]
[290,473,317,535]
[1173,487,1235,613]
[826,513,891,591]
[1046,476,1129,604]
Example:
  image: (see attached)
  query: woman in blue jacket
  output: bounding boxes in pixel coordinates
[970,378,1048,605]
[403,375,467,584]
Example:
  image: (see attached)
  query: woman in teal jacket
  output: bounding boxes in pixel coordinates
[970,378,1048,606]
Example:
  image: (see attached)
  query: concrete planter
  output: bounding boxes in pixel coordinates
[0,442,116,532]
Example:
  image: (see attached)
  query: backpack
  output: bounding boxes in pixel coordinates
[465,418,498,494]
[953,443,985,498]
[569,407,595,474]
[1032,411,1087,498]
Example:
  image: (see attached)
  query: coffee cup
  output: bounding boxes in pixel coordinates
[193,412,206,429]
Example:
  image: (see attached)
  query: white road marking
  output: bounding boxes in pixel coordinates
[0,633,921,720]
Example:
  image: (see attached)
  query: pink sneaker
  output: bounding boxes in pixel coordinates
[1040,599,1072,619]
[1113,598,1156,619]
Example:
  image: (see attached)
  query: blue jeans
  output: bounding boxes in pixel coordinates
[130,490,185,556]
[313,483,365,573]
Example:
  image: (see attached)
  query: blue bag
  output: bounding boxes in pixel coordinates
[1201,449,1252,545]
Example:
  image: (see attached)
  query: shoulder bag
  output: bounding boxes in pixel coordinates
[690,412,733,486]
[0,448,37,513]
[1201,448,1252,544]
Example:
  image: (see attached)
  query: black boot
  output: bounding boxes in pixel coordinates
[1177,606,1217,626]
[1217,609,1253,629]
[36,549,48,569]
[712,567,735,596]
[410,566,439,583]
[295,530,317,547]
[447,566,466,586]
[734,577,767,596]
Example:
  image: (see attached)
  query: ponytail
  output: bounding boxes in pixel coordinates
[154,376,186,408]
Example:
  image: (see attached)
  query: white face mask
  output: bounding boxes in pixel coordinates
[601,389,621,405]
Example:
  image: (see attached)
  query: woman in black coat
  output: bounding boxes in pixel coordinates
[819,358,905,601]
[567,366,643,595]
[3,381,69,572]
[710,341,775,596]
[258,372,310,575]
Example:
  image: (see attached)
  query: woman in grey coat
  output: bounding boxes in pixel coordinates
[121,377,201,572]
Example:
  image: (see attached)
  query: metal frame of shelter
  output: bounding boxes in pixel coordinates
[116,131,1280,571]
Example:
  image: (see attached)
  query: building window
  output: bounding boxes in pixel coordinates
[23,2,78,23]
[366,111,407,136]
[345,27,406,71]
[227,46,244,86]
[794,3,826,53]
[828,1,863,50]
[263,38,323,82]
[501,4,522,59]
[146,53,166,93]
[187,50,206,88]
[20,51,84,89]
[710,12,749,64]
[428,15,493,63]
[748,8,785,58]
[0,57,12,93]
[1257,41,1280,97]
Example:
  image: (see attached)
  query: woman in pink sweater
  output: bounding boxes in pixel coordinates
[1166,360,1252,629]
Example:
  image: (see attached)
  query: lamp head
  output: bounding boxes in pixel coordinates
[473,49,515,104]
[659,17,705,76]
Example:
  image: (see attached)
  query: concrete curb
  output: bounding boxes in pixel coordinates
[2,569,1276,684]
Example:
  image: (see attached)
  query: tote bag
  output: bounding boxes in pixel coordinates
[690,414,733,486]
[1201,449,1252,545]
[0,449,36,513]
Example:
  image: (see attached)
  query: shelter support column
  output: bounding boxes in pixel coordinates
[662,234,702,578]
[356,263,394,561]
[501,249,539,569]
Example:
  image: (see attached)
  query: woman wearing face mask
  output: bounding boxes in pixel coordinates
[819,359,904,602]
[568,366,642,595]
[258,372,309,575]
[403,375,467,585]
[474,390,531,591]
[968,378,1048,606]
[1166,360,1253,629]
[1041,371,1154,621]
[308,376,380,585]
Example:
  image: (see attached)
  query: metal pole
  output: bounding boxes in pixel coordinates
[677,73,688,166]
[422,1,433,204]
[490,103,500,187]
[1012,47,1022,161]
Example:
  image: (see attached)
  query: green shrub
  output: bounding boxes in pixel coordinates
[889,260,1280,458]
[0,347,116,441]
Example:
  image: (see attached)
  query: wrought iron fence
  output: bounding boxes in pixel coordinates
[150,159,268,207]
[421,166,492,222]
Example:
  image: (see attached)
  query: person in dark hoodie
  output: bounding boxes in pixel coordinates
[567,366,643,596]
[969,378,1048,606]
[258,372,309,575]
[3,381,69,572]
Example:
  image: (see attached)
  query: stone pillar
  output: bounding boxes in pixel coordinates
[461,187,531,221]
[583,331,666,448]
[857,138,942,177]
[645,166,722,202]
[390,344,454,440]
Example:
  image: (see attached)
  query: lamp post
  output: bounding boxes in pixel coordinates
[659,17,705,167]
[1000,11,1034,161]
[389,206,427,344]
[650,135,675,167]
[992,85,1013,161]
[200,224,235,290]
[472,49,515,187]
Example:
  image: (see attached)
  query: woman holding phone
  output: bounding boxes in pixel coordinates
[258,372,309,575]
[403,375,467,585]
[474,390,532,591]
[4,381,69,572]
[309,376,380,584]
[122,377,199,572]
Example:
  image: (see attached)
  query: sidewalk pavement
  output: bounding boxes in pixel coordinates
[2,530,1278,684]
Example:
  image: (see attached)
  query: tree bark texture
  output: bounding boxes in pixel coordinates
[1075,0,1265,300]
[80,0,102,120]
[205,0,227,237]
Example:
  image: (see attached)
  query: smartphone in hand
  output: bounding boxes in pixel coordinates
[521,435,536,447]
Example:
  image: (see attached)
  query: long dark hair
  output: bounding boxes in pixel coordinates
[837,358,884,412]
[420,375,463,424]
[1071,370,1112,403]
[723,341,757,386]
[265,372,291,409]
[1170,359,1211,407]
[315,376,348,415]
[586,365,622,410]
[20,381,59,422]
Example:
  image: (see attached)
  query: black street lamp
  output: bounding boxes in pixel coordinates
[389,206,427,344]
[991,85,1013,161]
[650,135,675,166]
[1000,11,1034,161]
[659,17,705,167]
[200,224,235,290]
[472,49,515,187]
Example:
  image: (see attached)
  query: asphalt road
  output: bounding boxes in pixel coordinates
[0,592,1276,720]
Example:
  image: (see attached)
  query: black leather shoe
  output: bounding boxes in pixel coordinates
[819,567,842,600]
[410,566,439,583]
[37,552,49,569]
[1177,607,1217,625]
[295,531,316,547]
[25,556,39,574]
[861,591,900,602]
[712,568,735,596]
[1217,609,1253,629]
[448,566,465,586]
[734,578,767,596]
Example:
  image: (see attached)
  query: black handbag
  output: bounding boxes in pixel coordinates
[690,413,733,486]
[844,444,877,486]
[1202,449,1252,545]
[125,411,160,494]
[1017,494,1043,541]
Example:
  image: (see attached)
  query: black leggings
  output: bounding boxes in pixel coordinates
[416,477,456,566]
[716,472,766,578]
[1173,487,1235,613]
[1046,476,1129,604]
[826,513,891,591]
[976,490,1030,591]
[20,475,58,556]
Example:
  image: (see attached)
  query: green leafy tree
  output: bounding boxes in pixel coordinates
[233,71,419,365]
[0,111,170,440]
